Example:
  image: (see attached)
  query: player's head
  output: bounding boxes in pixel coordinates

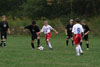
[44,20,48,26]
[32,20,36,26]
[2,15,6,21]
[75,18,80,23]
[81,19,86,25]
[69,19,74,24]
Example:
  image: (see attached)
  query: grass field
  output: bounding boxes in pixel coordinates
[0,35,100,67]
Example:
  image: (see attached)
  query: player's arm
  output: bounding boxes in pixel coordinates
[23,25,30,32]
[39,26,44,34]
[36,26,40,36]
[84,25,90,35]
[81,26,85,38]
[50,25,58,34]
[65,29,67,35]
[52,29,58,34]
[65,25,68,35]
[8,28,10,34]
[7,23,10,34]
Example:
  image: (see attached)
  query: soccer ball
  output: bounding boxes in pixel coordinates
[38,46,44,50]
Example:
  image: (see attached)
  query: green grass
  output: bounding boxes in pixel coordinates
[0,35,99,67]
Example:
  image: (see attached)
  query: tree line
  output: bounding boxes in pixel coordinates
[0,0,100,19]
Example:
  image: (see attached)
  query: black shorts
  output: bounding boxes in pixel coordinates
[67,34,73,39]
[31,34,37,40]
[1,32,7,39]
[83,35,88,41]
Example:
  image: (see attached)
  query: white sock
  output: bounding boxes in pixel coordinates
[78,45,83,53]
[76,46,80,55]
[48,42,52,48]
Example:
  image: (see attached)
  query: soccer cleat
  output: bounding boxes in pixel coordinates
[76,53,80,56]
[32,48,34,50]
[4,46,7,48]
[87,48,89,50]
[80,53,84,55]
[49,48,53,50]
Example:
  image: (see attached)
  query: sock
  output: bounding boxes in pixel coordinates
[37,39,40,47]
[80,42,82,47]
[78,45,83,53]
[66,40,69,46]
[86,44,89,48]
[31,43,35,49]
[48,42,52,48]
[4,41,6,47]
[72,40,74,46]
[0,41,3,47]
[76,46,79,55]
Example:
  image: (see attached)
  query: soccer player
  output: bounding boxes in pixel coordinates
[0,15,10,47]
[65,19,74,46]
[24,20,40,50]
[80,19,90,50]
[39,21,58,50]
[72,18,84,56]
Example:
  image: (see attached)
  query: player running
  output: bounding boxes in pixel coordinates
[39,21,58,50]
[72,18,84,56]
[80,19,90,50]
[24,20,40,50]
[0,15,10,47]
[65,19,74,47]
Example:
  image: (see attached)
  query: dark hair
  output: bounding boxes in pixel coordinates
[75,18,80,23]
[81,19,86,23]
[32,20,36,25]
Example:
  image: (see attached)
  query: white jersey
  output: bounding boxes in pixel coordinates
[72,24,84,34]
[41,25,53,34]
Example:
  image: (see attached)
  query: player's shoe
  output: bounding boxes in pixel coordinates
[49,48,53,50]
[80,53,84,55]
[32,48,34,50]
[86,48,89,50]
[76,53,80,56]
[4,46,7,48]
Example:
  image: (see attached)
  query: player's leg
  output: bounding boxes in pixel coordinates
[31,40,35,50]
[80,34,83,47]
[31,36,35,50]
[71,37,74,46]
[3,39,6,47]
[86,40,89,50]
[46,39,53,50]
[80,39,83,47]
[37,36,40,47]
[85,35,89,50]
[75,45,80,56]
[0,34,4,47]
[78,35,83,55]
[74,34,83,56]
[3,34,7,47]
[74,35,80,56]
[66,35,69,46]
[0,34,7,47]
[0,39,3,47]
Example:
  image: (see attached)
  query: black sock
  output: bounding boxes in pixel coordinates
[80,42,82,47]
[72,40,74,46]
[86,44,89,48]
[0,41,3,47]
[66,40,69,46]
[37,39,40,47]
[31,43,35,49]
[4,41,6,47]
